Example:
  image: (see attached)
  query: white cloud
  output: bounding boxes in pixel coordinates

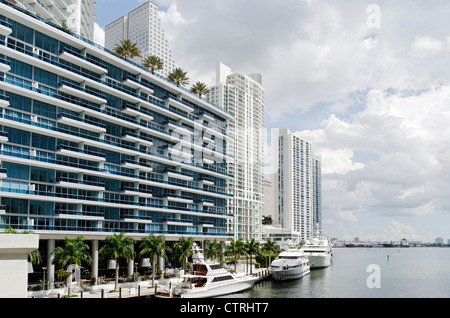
[93,22,105,47]
[382,220,424,241]
[94,0,450,241]
[158,4,188,26]
[411,36,443,56]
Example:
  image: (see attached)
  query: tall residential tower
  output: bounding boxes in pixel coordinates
[208,62,265,241]
[104,1,176,77]
[263,128,319,247]
[11,0,96,41]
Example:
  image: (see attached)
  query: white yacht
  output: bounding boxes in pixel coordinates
[270,247,310,281]
[157,244,258,298]
[301,232,333,269]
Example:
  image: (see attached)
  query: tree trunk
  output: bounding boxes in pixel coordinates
[152,257,156,287]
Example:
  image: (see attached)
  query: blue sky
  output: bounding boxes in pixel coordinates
[93,0,450,243]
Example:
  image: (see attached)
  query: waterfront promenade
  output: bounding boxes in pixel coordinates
[28,268,270,298]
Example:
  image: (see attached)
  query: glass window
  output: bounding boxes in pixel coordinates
[32,100,56,119]
[4,162,29,180]
[31,133,55,151]
[29,200,54,216]
[3,127,30,146]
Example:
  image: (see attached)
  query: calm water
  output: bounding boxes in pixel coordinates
[219,247,450,298]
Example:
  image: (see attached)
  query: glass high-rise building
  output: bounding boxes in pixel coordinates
[0,0,233,286]
[104,1,176,77]
[208,62,265,241]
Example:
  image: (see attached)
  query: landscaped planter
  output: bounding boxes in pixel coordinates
[0,234,39,298]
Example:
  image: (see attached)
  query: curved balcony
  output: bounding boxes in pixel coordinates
[55,210,105,221]
[120,159,153,173]
[57,80,107,105]
[56,144,106,162]
[59,47,107,75]
[55,177,105,191]
[121,103,154,122]
[0,131,8,143]
[0,56,11,73]
[0,20,12,37]
[121,132,154,147]
[165,96,194,113]
[57,113,107,133]
[0,168,7,179]
[0,94,9,108]
[120,186,153,198]
[122,75,154,96]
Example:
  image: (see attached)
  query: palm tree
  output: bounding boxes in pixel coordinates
[50,236,92,295]
[55,268,70,283]
[224,238,245,274]
[204,239,223,262]
[139,233,171,287]
[141,55,164,74]
[172,237,194,274]
[262,238,280,268]
[244,238,260,275]
[113,39,141,60]
[167,67,189,87]
[28,249,43,266]
[99,232,136,291]
[190,82,210,98]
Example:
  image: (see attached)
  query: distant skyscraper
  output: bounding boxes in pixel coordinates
[312,155,322,230]
[263,128,320,246]
[12,0,96,41]
[262,176,273,219]
[104,1,176,77]
[208,62,265,241]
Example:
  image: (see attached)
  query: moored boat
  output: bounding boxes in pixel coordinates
[301,231,333,269]
[270,247,310,281]
[156,243,257,298]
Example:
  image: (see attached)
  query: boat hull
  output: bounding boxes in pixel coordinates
[271,266,310,282]
[307,254,332,269]
[173,277,258,298]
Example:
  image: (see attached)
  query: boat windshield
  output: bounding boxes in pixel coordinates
[278,256,299,259]
[193,264,208,276]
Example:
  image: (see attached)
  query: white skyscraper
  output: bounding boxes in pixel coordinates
[208,62,265,241]
[312,155,322,230]
[263,128,316,246]
[104,1,176,77]
[12,0,96,41]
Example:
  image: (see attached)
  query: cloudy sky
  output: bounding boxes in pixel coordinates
[93,0,450,243]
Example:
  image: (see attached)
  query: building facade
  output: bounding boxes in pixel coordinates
[262,175,272,219]
[208,62,264,241]
[105,1,176,77]
[10,0,96,41]
[312,155,322,230]
[0,0,233,285]
[264,128,318,247]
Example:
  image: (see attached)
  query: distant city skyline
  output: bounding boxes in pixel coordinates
[92,0,450,243]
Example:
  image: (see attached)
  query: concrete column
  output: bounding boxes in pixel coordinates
[128,244,134,278]
[47,239,55,289]
[91,240,98,284]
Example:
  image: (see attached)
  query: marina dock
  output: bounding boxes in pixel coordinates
[29,268,272,298]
